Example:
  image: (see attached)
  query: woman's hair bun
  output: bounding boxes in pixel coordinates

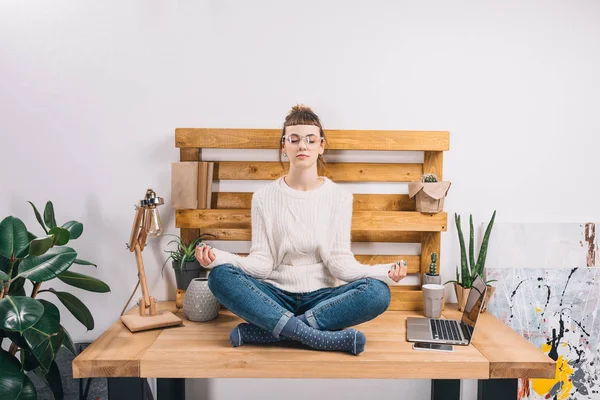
[290,103,313,113]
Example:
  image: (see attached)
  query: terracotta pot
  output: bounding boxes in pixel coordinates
[453,283,495,313]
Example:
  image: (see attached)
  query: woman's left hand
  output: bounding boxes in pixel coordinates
[388,260,407,282]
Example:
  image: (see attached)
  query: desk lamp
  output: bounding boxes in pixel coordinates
[121,189,183,332]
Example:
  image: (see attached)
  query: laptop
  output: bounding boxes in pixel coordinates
[406,275,488,346]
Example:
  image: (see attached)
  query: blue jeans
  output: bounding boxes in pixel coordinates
[207,263,391,338]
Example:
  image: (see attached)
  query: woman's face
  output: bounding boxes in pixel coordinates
[282,125,324,168]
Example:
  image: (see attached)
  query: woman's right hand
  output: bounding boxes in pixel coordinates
[195,243,216,267]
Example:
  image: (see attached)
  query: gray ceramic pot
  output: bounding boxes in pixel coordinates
[173,260,206,290]
[422,274,442,286]
[183,277,219,322]
[422,284,445,318]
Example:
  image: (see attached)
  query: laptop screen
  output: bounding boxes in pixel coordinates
[461,275,488,333]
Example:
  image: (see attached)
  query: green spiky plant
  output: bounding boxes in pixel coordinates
[161,233,216,273]
[427,252,438,276]
[0,201,110,399]
[445,210,497,288]
[422,173,438,183]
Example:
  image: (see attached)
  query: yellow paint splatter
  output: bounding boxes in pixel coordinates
[536,307,542,312]
[531,355,573,399]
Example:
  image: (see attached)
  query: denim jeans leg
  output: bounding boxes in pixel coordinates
[299,278,391,331]
[207,264,295,338]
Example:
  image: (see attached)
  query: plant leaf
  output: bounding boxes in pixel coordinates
[60,325,76,356]
[22,349,40,372]
[17,372,38,400]
[17,247,77,282]
[8,277,26,296]
[43,201,57,230]
[73,259,97,267]
[28,235,55,257]
[22,300,64,374]
[0,349,26,400]
[61,221,83,240]
[469,214,475,277]
[28,201,48,234]
[455,213,469,287]
[34,360,63,400]
[0,296,45,333]
[48,227,70,246]
[475,210,497,276]
[46,289,94,330]
[0,270,8,281]
[57,271,110,293]
[0,216,30,259]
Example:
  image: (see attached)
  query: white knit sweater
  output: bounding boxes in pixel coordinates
[204,176,397,293]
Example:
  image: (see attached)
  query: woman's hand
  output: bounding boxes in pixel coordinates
[388,260,407,282]
[195,243,216,267]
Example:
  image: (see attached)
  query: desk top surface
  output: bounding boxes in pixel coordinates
[72,302,555,380]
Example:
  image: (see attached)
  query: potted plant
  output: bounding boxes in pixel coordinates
[423,252,442,285]
[408,173,451,214]
[162,233,215,292]
[445,211,497,312]
[0,201,110,399]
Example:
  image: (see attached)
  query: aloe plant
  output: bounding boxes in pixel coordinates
[161,233,216,273]
[445,210,497,288]
[0,201,110,399]
[427,252,438,276]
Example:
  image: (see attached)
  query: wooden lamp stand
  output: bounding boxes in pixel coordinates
[121,190,183,333]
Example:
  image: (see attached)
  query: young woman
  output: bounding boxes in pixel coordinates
[195,105,407,355]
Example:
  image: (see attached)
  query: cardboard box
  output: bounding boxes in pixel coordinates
[408,181,451,214]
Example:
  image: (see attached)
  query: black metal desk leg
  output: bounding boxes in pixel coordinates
[478,379,517,400]
[432,379,461,400]
[108,378,151,400]
[157,378,186,400]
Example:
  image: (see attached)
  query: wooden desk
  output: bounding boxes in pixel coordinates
[73,302,555,400]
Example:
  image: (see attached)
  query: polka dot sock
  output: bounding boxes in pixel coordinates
[280,317,366,355]
[229,323,285,347]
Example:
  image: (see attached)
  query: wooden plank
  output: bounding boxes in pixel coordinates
[389,286,424,311]
[177,210,447,232]
[214,161,422,182]
[176,129,450,151]
[353,194,415,211]
[72,305,172,378]
[180,149,200,245]
[195,228,422,243]
[424,151,443,181]
[138,305,487,379]
[213,192,415,211]
[443,304,556,379]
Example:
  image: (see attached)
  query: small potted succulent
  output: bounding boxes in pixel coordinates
[445,211,497,312]
[408,173,451,214]
[423,252,442,285]
[162,233,215,292]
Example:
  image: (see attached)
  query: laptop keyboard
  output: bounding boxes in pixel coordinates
[430,319,464,341]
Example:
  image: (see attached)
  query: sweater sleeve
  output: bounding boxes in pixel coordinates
[203,192,275,279]
[322,193,397,285]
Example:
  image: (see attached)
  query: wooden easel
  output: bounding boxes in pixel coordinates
[120,196,183,333]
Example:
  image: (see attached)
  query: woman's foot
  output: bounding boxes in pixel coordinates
[229,323,285,347]
[280,317,366,355]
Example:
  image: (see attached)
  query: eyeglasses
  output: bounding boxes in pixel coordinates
[282,134,324,148]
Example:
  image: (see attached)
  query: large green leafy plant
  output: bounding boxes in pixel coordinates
[0,201,110,399]
[445,210,497,288]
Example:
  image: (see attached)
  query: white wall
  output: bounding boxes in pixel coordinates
[1,1,599,399]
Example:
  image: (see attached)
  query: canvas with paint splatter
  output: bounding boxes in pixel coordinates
[484,223,600,399]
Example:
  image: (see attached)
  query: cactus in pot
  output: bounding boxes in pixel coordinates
[423,252,442,285]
